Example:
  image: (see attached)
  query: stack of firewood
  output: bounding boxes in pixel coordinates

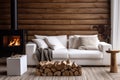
[36,59,82,76]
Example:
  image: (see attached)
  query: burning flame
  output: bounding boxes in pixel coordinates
[8,38,20,46]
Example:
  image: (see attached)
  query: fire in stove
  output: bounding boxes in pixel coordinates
[8,36,20,46]
[0,30,26,57]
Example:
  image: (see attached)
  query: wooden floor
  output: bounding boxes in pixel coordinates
[0,65,120,80]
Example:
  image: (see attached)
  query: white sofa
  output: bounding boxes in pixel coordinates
[26,35,112,65]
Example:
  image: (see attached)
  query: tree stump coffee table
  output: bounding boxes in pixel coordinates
[36,59,82,76]
[106,50,120,73]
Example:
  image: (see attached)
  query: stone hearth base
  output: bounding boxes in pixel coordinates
[36,59,82,76]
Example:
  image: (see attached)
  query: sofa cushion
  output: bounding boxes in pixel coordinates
[32,39,48,48]
[44,36,66,50]
[55,35,67,47]
[68,35,74,48]
[69,35,81,49]
[68,49,103,59]
[79,35,99,49]
[52,49,68,59]
[34,35,67,47]
[79,35,99,45]
[69,35,99,49]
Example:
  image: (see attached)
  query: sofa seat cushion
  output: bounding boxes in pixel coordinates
[52,49,68,59]
[68,49,103,59]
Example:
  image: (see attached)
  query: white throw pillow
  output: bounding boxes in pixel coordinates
[71,36,81,49]
[69,35,75,48]
[55,35,67,47]
[69,35,81,49]
[32,39,48,48]
[79,35,99,50]
[69,35,99,49]
[45,36,65,50]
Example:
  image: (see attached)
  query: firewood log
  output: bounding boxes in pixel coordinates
[46,63,53,68]
[62,70,69,76]
[44,68,51,74]
[71,69,75,72]
[69,71,74,76]
[55,64,64,71]
[39,61,46,66]
[41,73,46,76]
[66,59,70,64]
[61,69,65,72]
[39,68,43,73]
[54,71,61,76]
[72,62,78,68]
[64,65,68,70]
[51,68,56,72]
[67,65,72,70]
[43,65,47,69]
[61,61,66,66]
[54,61,59,66]
[74,71,79,76]
[47,72,53,76]
[73,67,78,71]
[78,72,82,76]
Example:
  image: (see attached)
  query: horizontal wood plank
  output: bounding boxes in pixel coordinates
[18,0,97,3]
[18,14,108,20]
[0,20,10,24]
[97,0,109,2]
[28,36,35,41]
[0,3,109,8]
[0,8,109,14]
[0,25,10,29]
[0,15,10,19]
[0,4,10,8]
[18,25,93,30]
[0,0,109,3]
[0,9,10,14]
[18,8,109,14]
[28,30,98,35]
[0,20,109,25]
[18,20,108,25]
[18,3,109,9]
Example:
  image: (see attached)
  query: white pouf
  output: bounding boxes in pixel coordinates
[7,55,27,76]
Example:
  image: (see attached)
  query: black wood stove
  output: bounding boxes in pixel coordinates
[0,0,27,57]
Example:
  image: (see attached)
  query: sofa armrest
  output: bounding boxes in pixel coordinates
[26,42,38,65]
[98,42,112,65]
[98,42,112,52]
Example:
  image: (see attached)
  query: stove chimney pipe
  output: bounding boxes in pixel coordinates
[11,0,18,30]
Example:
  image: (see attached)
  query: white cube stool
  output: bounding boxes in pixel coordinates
[7,55,27,76]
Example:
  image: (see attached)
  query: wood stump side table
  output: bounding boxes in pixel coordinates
[106,50,120,73]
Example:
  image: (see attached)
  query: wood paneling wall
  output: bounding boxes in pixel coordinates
[0,0,110,41]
